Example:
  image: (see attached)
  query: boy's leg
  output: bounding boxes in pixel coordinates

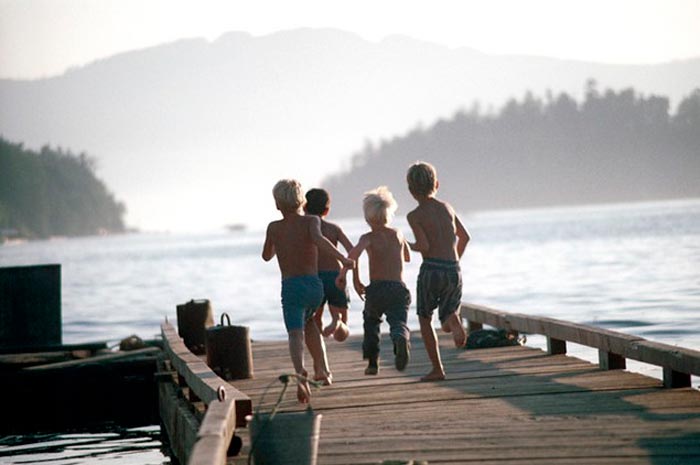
[288,329,311,403]
[322,306,342,337]
[312,306,324,334]
[387,308,410,371]
[304,320,332,385]
[441,308,467,348]
[419,315,445,381]
[363,308,382,375]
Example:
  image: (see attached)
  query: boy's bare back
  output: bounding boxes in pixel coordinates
[360,226,409,282]
[265,214,320,279]
[407,197,461,261]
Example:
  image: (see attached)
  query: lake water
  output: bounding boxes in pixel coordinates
[1,198,699,463]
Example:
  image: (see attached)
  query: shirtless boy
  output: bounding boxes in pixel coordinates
[406,162,471,381]
[304,188,354,344]
[262,179,354,402]
[337,186,411,375]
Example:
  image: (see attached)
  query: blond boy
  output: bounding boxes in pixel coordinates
[262,179,354,402]
[406,162,470,381]
[337,186,411,375]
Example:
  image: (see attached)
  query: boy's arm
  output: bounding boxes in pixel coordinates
[403,237,411,262]
[336,226,354,254]
[309,216,354,268]
[346,234,370,300]
[261,223,275,261]
[455,215,470,258]
[407,212,430,253]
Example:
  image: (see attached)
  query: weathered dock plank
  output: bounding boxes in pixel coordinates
[228,329,700,465]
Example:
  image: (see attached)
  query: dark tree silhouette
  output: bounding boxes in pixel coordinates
[322,84,700,218]
[0,138,126,238]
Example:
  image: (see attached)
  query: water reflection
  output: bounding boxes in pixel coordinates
[0,426,171,465]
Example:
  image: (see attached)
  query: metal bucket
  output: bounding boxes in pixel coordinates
[247,409,322,465]
[206,313,254,380]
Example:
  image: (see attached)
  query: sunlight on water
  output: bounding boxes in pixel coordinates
[2,198,699,372]
[2,199,699,348]
[0,426,169,465]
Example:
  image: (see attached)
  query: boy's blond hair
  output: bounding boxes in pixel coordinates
[273,179,305,210]
[363,186,397,225]
[407,161,438,197]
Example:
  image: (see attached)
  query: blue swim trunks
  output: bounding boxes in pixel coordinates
[281,275,324,332]
[318,270,350,308]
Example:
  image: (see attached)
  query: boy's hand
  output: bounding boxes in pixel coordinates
[353,281,366,302]
[335,274,347,290]
[341,257,354,269]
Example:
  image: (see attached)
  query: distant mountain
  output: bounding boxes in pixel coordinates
[1,28,699,230]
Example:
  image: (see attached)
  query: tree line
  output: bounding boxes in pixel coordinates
[323,82,700,218]
[0,138,126,239]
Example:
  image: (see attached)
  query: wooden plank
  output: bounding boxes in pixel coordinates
[225,328,700,465]
[24,346,160,370]
[161,321,252,426]
[158,367,200,464]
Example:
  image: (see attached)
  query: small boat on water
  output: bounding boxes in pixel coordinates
[225,223,247,232]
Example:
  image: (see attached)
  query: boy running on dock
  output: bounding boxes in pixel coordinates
[304,188,354,347]
[406,161,471,381]
[262,179,354,403]
[337,186,411,375]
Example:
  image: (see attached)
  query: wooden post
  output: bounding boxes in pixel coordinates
[547,337,567,355]
[599,350,626,370]
[663,367,691,388]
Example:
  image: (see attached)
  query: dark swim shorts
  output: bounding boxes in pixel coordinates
[281,275,323,331]
[416,258,462,324]
[319,270,350,308]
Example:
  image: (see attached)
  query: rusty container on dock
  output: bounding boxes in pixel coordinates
[206,313,254,380]
[176,299,214,355]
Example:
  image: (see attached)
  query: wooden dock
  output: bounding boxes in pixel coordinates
[161,304,700,465]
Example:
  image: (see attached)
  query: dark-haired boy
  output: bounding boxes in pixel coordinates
[304,188,354,350]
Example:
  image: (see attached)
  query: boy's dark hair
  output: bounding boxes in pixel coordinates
[305,188,330,216]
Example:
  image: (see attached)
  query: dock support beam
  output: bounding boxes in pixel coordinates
[663,368,691,388]
[547,337,567,355]
[599,350,626,370]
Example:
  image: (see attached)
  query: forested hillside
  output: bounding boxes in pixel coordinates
[0,138,126,238]
[323,82,700,218]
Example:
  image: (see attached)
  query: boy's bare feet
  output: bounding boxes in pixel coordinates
[364,359,379,375]
[322,318,341,337]
[314,371,333,386]
[333,321,349,342]
[442,312,467,347]
[420,368,446,382]
[297,371,311,404]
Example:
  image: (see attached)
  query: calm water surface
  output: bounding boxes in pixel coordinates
[1,199,699,463]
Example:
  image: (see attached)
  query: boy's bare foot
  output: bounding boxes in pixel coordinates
[314,371,333,386]
[420,369,446,382]
[297,371,311,404]
[445,312,467,347]
[322,318,341,337]
[364,359,379,375]
[333,321,349,342]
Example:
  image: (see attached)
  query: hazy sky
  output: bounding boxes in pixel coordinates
[1,0,700,79]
